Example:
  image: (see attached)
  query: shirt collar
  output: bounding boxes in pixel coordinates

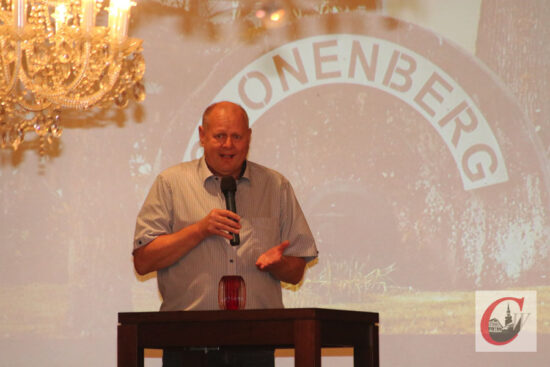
[198,156,251,184]
[198,156,215,183]
[239,160,250,181]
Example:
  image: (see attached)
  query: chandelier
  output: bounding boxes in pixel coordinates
[0,0,145,152]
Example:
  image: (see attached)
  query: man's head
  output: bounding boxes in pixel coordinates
[199,101,252,178]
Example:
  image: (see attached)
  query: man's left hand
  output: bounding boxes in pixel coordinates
[255,241,306,284]
[255,241,290,271]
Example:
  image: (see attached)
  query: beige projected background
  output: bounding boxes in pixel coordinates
[1,1,548,366]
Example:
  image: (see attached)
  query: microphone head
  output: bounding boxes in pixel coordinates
[221,176,237,194]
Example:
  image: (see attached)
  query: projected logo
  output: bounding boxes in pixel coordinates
[184,34,509,191]
[475,291,537,352]
[173,12,549,291]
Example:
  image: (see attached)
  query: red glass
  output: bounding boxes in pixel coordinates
[218,275,246,310]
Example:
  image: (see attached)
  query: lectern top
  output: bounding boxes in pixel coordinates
[118,307,379,324]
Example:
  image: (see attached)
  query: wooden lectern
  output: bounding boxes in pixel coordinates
[118,308,379,367]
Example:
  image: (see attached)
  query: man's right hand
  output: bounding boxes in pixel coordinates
[197,208,241,241]
[134,209,241,275]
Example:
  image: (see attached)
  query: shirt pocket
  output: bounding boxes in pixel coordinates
[241,217,280,257]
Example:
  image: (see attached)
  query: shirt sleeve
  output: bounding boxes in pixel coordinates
[279,179,319,263]
[133,174,174,253]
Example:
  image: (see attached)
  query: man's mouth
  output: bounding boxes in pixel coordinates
[220,154,235,159]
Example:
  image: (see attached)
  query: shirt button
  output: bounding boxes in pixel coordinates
[230,259,234,263]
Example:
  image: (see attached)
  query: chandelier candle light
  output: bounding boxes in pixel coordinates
[0,0,145,152]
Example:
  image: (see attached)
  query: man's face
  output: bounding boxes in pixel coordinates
[199,106,251,178]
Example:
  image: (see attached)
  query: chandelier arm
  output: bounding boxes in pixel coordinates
[63,41,93,94]
[49,58,123,110]
[16,95,53,112]
[0,39,21,95]
[17,41,94,98]
[0,38,10,88]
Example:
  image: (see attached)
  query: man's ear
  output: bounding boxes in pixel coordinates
[198,126,205,146]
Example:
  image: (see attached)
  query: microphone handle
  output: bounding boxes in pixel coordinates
[224,191,240,246]
[230,232,240,246]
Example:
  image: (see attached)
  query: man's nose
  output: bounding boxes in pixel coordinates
[222,136,234,147]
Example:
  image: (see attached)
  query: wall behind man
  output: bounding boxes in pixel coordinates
[0,1,548,366]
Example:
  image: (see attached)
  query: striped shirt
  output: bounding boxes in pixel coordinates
[134,157,318,311]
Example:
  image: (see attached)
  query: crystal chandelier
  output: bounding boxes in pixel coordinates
[0,0,145,152]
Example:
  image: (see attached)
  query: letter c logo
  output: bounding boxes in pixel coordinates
[480,297,524,345]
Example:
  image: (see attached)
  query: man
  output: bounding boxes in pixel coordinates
[133,101,318,366]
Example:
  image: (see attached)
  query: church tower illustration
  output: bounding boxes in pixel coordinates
[504,303,513,330]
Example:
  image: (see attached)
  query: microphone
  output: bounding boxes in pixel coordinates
[220,176,240,246]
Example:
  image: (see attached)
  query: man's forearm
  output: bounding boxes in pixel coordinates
[134,208,242,275]
[133,223,204,275]
[267,255,306,285]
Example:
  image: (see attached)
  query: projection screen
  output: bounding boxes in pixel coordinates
[1,1,548,366]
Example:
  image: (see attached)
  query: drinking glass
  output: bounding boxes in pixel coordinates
[218,275,246,310]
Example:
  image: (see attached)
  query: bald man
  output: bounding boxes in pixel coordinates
[133,101,318,367]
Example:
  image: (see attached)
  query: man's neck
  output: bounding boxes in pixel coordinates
[204,159,247,180]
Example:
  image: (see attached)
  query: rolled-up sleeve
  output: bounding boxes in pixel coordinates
[133,174,174,253]
[279,179,319,263]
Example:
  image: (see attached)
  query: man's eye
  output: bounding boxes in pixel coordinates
[232,135,242,140]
